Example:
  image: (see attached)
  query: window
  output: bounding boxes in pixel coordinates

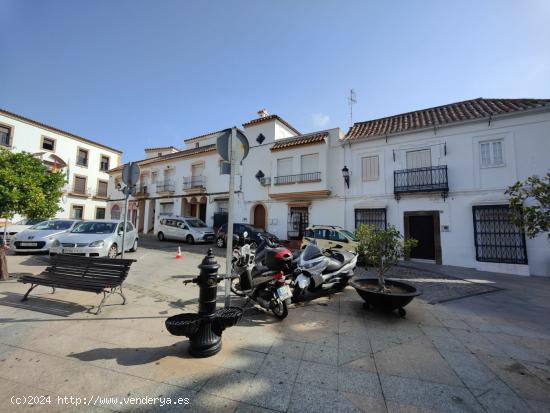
[287,207,308,240]
[97,180,108,197]
[406,149,431,169]
[355,208,387,230]
[192,162,205,177]
[95,207,106,219]
[301,154,319,174]
[41,136,55,151]
[158,152,162,157]
[111,204,121,220]
[480,140,504,167]
[0,125,11,147]
[100,155,110,171]
[77,148,89,167]
[362,155,379,181]
[151,172,158,183]
[195,142,200,148]
[73,176,87,194]
[314,228,330,239]
[330,231,348,243]
[277,157,293,176]
[256,133,266,144]
[125,222,134,232]
[71,205,84,219]
[472,205,527,264]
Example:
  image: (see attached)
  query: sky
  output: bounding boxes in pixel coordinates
[1,0,549,162]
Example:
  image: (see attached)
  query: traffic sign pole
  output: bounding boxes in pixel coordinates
[121,190,129,259]
[224,128,236,307]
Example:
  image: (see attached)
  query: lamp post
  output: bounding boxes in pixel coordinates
[342,166,350,188]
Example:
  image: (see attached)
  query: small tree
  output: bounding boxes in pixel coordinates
[506,172,550,240]
[0,149,65,279]
[355,224,417,292]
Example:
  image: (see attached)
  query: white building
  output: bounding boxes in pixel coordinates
[108,99,550,277]
[0,109,122,220]
[339,98,550,277]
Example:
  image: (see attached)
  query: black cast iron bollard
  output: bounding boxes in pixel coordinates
[165,249,243,358]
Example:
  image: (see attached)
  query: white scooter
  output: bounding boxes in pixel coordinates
[292,240,357,302]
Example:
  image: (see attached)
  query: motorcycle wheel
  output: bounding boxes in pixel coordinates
[230,277,246,297]
[271,298,289,320]
[292,287,305,303]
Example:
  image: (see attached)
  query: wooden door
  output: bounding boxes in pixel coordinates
[254,204,266,229]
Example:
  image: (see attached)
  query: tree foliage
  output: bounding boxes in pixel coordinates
[0,149,66,219]
[506,172,550,240]
[355,224,418,291]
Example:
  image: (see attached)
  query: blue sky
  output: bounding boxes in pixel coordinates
[1,0,549,162]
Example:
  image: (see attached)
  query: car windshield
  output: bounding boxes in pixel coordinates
[71,222,117,234]
[16,218,45,226]
[31,220,74,231]
[342,230,357,241]
[187,219,207,228]
[302,241,323,261]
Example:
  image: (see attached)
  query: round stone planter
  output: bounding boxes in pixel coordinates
[350,278,421,317]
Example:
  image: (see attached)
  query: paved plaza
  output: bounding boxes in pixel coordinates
[0,237,549,412]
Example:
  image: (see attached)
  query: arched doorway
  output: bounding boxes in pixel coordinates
[111,204,121,220]
[253,204,266,230]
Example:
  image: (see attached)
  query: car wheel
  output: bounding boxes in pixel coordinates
[186,235,195,245]
[130,239,138,252]
[158,232,165,241]
[108,244,118,258]
[216,237,225,248]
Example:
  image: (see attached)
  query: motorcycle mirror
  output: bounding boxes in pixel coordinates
[243,231,248,238]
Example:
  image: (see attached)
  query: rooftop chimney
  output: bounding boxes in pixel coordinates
[257,109,269,118]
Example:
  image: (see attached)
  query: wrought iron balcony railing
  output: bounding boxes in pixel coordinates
[394,165,448,199]
[156,181,175,193]
[134,185,149,196]
[183,176,207,189]
[274,172,322,185]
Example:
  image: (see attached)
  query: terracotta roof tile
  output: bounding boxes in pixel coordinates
[183,129,226,143]
[109,144,216,173]
[243,114,300,135]
[344,98,550,141]
[270,131,328,151]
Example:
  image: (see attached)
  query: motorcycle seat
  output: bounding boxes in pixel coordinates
[332,251,355,265]
[324,257,345,273]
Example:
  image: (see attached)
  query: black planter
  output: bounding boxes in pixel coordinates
[350,278,420,317]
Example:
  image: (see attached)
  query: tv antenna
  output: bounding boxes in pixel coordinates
[348,89,357,126]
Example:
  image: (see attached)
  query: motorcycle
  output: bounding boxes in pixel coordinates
[292,240,357,302]
[230,232,293,319]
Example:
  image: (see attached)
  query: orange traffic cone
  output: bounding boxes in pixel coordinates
[175,246,182,260]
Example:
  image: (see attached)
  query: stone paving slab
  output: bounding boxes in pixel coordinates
[1,245,550,412]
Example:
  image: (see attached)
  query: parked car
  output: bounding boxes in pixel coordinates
[11,219,80,253]
[301,225,358,253]
[156,216,215,244]
[216,223,279,249]
[0,218,46,245]
[50,220,138,258]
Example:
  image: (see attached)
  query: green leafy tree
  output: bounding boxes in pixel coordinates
[506,172,550,240]
[0,149,65,279]
[355,224,418,292]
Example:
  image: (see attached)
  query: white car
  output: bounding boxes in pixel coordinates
[1,218,46,246]
[50,220,138,258]
[11,219,80,253]
[156,216,215,244]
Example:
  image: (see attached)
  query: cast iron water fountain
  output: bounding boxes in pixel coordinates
[165,249,243,357]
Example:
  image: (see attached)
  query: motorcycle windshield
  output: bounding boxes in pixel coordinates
[302,242,323,261]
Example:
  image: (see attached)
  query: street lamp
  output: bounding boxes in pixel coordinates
[342,166,350,188]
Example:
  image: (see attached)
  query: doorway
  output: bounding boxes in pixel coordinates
[253,204,266,230]
[404,211,441,264]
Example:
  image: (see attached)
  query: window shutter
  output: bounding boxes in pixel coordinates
[406,149,431,168]
[74,177,86,193]
[362,156,379,181]
[301,154,319,174]
[277,158,293,176]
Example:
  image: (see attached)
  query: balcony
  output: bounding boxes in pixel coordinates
[134,185,149,198]
[156,181,175,194]
[69,188,91,198]
[183,176,206,193]
[274,172,322,185]
[394,165,449,200]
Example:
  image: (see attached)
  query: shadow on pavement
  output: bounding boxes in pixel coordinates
[0,291,91,317]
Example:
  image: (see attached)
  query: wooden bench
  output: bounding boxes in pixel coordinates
[18,254,136,314]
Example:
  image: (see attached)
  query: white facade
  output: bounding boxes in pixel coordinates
[107,104,549,277]
[0,109,122,220]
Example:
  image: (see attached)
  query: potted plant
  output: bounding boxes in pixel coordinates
[350,224,420,317]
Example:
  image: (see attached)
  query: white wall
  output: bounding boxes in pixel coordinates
[0,112,122,220]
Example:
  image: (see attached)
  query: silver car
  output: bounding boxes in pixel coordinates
[1,218,47,246]
[50,220,138,258]
[11,219,80,253]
